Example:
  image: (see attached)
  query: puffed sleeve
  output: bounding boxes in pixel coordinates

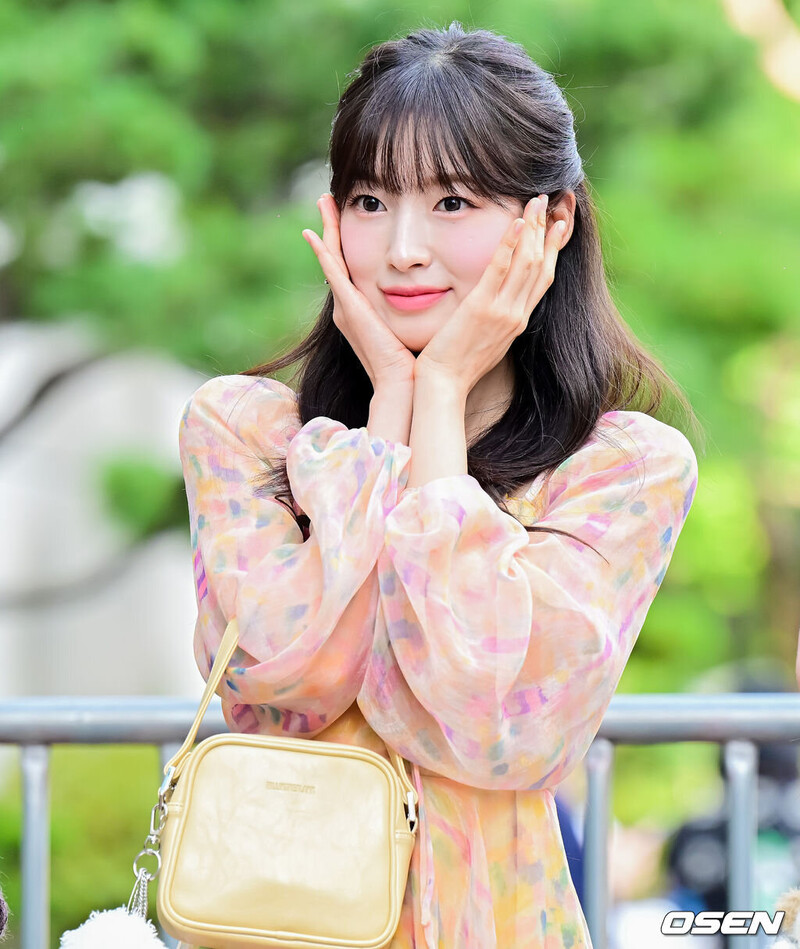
[357,411,698,790]
[179,374,412,738]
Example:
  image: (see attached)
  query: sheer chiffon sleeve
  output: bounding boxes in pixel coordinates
[178,374,412,738]
[357,411,698,789]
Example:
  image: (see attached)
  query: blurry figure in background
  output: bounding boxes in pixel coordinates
[774,887,800,946]
[608,663,800,948]
[663,671,800,941]
[606,821,707,948]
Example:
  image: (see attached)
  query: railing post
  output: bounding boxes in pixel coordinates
[21,744,50,949]
[724,740,758,946]
[583,738,614,949]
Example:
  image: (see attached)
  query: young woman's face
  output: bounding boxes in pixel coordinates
[339,174,525,354]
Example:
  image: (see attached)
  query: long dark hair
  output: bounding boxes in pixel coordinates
[241,22,702,553]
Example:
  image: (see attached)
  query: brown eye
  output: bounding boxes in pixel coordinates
[437,196,474,212]
[349,194,383,212]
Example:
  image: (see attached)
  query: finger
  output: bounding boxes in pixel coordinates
[317,194,351,280]
[479,215,526,298]
[301,228,348,295]
[523,218,565,314]
[499,195,546,305]
[536,193,548,259]
[317,194,341,260]
[302,227,370,318]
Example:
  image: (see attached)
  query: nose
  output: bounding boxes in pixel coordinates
[386,206,431,271]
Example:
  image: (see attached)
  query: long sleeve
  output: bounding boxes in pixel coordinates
[178,374,412,738]
[357,410,698,791]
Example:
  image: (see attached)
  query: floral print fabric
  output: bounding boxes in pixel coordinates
[178,374,698,948]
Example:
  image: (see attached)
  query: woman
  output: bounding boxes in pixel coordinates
[178,22,701,948]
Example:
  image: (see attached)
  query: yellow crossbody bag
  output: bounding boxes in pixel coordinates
[147,618,419,948]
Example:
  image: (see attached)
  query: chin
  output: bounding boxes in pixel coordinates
[400,341,430,357]
[379,308,442,347]
[386,328,427,352]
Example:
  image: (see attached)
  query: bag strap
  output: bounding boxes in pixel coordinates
[161,619,419,812]
[161,617,241,784]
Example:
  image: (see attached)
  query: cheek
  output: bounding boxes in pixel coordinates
[447,219,513,281]
[339,218,378,280]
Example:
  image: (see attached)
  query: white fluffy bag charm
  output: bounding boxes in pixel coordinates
[59,794,169,948]
[59,907,168,948]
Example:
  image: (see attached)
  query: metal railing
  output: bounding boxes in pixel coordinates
[2,693,800,949]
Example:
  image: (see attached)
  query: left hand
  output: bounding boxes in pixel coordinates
[414,194,566,395]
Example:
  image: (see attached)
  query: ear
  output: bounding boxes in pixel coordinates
[548,191,577,249]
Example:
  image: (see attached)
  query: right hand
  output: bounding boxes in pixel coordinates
[302,193,417,390]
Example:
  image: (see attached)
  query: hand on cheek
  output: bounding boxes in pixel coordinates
[415,195,567,393]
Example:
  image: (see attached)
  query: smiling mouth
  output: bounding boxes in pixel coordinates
[382,289,450,311]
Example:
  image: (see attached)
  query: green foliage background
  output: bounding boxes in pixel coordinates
[1,0,799,942]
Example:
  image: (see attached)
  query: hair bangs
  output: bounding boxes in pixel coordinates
[333,72,518,209]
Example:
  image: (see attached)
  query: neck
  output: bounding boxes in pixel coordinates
[464,355,515,445]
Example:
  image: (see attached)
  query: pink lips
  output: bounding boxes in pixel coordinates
[382,288,450,311]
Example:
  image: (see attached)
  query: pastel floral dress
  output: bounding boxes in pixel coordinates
[177,374,698,948]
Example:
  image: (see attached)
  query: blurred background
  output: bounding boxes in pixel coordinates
[0,0,798,945]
